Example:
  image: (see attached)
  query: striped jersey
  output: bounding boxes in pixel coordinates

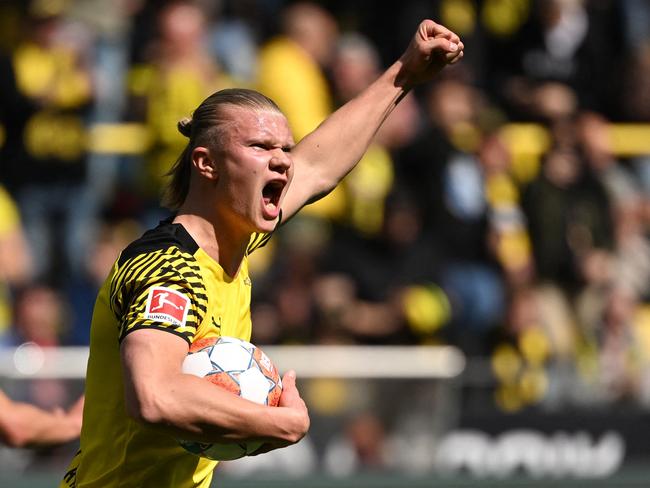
[60,218,274,488]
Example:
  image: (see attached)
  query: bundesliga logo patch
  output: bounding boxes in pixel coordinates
[144,287,190,326]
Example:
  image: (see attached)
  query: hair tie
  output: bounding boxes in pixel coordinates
[177,117,193,137]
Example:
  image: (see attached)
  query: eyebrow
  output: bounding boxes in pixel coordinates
[248,135,294,150]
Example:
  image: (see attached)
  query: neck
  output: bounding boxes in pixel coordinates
[174,201,250,277]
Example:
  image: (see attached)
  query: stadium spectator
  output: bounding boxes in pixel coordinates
[328,32,420,236]
[317,188,444,345]
[575,111,639,206]
[251,30,421,346]
[208,0,261,84]
[492,283,581,411]
[323,410,390,475]
[396,78,506,353]
[125,0,237,226]
[256,2,337,143]
[69,0,144,211]
[0,188,84,450]
[620,43,650,212]
[0,0,96,284]
[622,40,650,122]
[521,127,615,292]
[11,284,68,348]
[621,0,650,49]
[9,284,72,413]
[478,128,535,288]
[257,220,327,345]
[254,33,422,346]
[0,185,32,345]
[59,18,464,488]
[498,0,625,119]
[65,218,142,345]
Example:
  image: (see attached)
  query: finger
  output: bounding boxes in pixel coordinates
[445,48,463,60]
[434,31,453,41]
[444,41,464,61]
[427,21,455,41]
[282,370,296,388]
[449,51,465,64]
[418,21,462,57]
[418,19,439,40]
[428,37,459,54]
[442,31,461,45]
[282,369,296,383]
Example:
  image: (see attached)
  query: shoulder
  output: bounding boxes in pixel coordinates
[118,219,199,267]
[110,221,206,316]
[109,222,209,342]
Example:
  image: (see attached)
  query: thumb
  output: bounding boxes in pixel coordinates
[282,370,297,388]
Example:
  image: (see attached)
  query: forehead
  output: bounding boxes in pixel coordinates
[222,105,293,144]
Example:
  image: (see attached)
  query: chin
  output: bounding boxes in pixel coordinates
[257,219,278,234]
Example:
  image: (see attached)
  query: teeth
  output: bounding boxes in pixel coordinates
[263,195,276,209]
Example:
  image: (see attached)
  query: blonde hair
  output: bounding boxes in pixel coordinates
[163,88,282,209]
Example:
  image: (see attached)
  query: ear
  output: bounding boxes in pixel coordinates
[192,146,218,180]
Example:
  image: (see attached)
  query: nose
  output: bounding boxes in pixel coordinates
[269,149,291,173]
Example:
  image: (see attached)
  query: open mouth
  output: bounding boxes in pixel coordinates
[262,180,285,211]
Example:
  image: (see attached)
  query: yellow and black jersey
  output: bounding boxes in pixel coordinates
[60,218,275,488]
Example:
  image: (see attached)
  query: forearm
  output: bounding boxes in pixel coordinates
[127,370,303,445]
[283,20,462,218]
[292,60,407,197]
[0,404,80,447]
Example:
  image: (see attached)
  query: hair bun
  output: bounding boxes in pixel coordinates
[177,117,193,137]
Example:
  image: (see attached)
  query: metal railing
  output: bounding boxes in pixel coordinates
[0,343,466,380]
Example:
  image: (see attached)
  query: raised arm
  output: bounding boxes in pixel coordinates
[281,20,463,220]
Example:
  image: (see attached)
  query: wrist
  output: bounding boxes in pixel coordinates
[389,59,413,94]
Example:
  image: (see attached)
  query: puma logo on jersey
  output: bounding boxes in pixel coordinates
[211,316,222,330]
[144,287,190,326]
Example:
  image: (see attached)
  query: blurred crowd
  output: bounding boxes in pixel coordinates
[1,0,650,426]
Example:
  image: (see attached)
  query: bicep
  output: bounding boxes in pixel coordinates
[120,329,189,421]
[281,151,330,222]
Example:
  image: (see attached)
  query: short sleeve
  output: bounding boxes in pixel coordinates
[110,247,207,344]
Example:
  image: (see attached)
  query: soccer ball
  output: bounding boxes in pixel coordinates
[178,336,283,460]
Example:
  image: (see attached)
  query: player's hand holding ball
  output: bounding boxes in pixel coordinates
[248,368,310,456]
[178,336,284,460]
[178,336,309,460]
